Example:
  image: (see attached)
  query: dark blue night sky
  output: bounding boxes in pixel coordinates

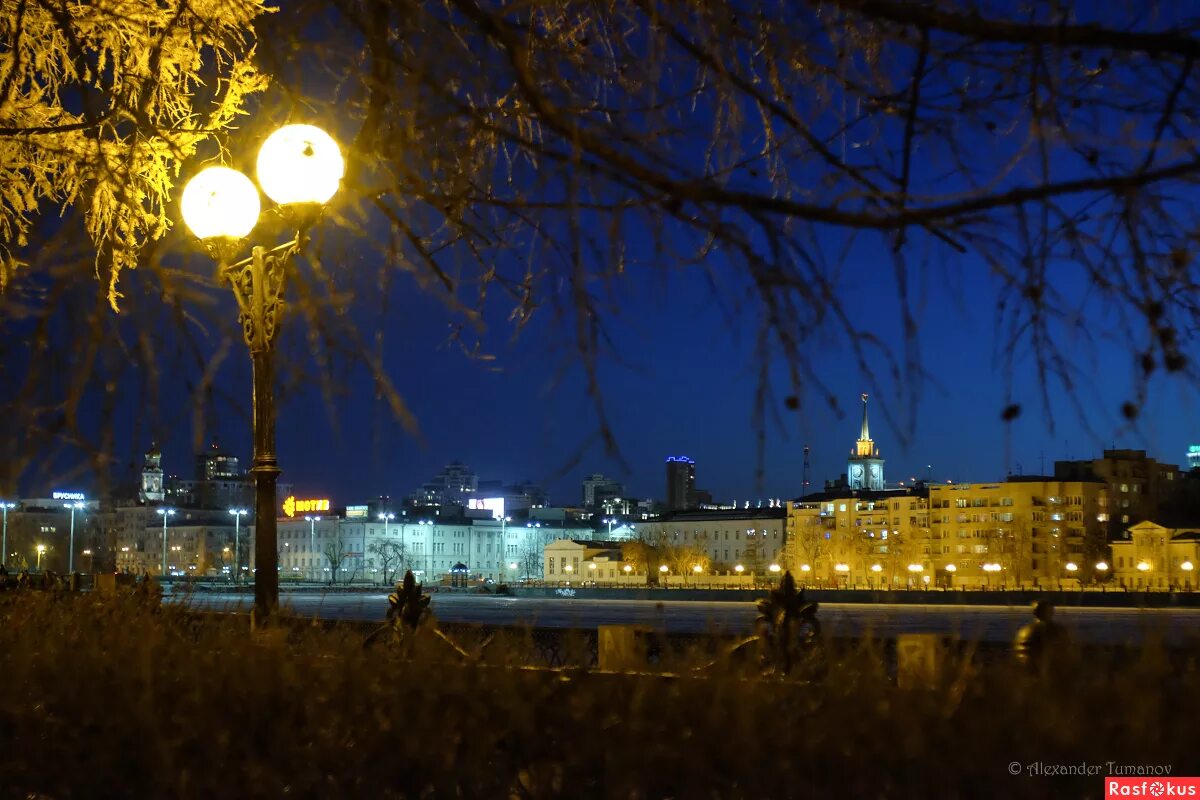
[15,3,1200,506]
[132,223,1200,508]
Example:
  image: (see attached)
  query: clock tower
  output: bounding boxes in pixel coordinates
[847,394,885,490]
[140,443,165,504]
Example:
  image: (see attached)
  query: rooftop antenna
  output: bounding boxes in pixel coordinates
[802,444,811,497]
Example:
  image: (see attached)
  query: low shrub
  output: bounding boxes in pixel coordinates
[0,592,1196,798]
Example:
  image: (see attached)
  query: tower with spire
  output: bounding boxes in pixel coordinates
[140,442,165,504]
[847,393,885,490]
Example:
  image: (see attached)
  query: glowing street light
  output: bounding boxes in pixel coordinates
[0,501,14,569]
[907,563,924,573]
[834,563,850,573]
[944,564,957,573]
[734,564,745,574]
[35,544,45,571]
[229,508,248,584]
[65,500,85,573]
[1065,562,1078,573]
[305,515,322,582]
[156,508,175,576]
[800,564,811,573]
[623,564,633,574]
[180,123,343,619]
[692,564,703,574]
[1137,561,1151,572]
[870,564,882,573]
[1182,561,1194,572]
[1095,561,1109,572]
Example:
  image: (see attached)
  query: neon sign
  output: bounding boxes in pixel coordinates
[52,491,86,501]
[282,496,330,518]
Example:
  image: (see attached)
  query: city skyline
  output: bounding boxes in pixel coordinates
[29,388,1200,510]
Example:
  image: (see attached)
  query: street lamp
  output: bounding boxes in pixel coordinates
[36,544,45,571]
[66,500,85,573]
[734,564,745,574]
[1137,561,1151,572]
[499,515,511,581]
[379,513,395,586]
[1182,561,1194,572]
[156,508,175,576]
[0,501,14,569]
[1095,561,1109,572]
[229,508,248,584]
[305,515,322,582]
[180,123,344,619]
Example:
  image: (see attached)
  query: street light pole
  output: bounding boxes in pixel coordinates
[229,508,247,584]
[180,124,343,621]
[1,501,14,569]
[378,512,395,585]
[157,508,175,576]
[66,501,85,574]
[306,515,322,582]
[500,515,511,582]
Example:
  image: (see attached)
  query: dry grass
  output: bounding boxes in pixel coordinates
[0,592,1197,799]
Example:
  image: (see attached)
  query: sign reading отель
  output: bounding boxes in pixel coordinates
[281,496,331,518]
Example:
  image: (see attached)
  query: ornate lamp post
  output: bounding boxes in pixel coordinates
[180,124,343,619]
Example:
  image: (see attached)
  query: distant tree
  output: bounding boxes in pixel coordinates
[789,515,828,575]
[322,535,350,585]
[667,544,709,578]
[518,539,543,581]
[368,539,409,586]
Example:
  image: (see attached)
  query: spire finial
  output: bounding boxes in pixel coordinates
[860,393,870,442]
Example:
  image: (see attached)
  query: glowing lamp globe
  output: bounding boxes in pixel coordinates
[256,124,344,205]
[181,167,260,240]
